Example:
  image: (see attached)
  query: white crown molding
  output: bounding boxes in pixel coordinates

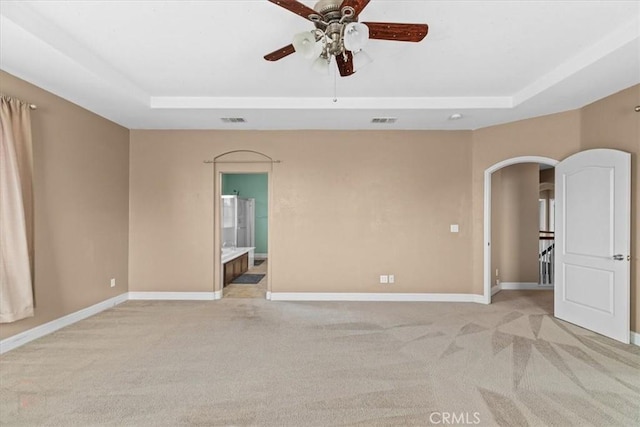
[8,0,634,115]
[149,96,513,110]
[513,16,640,106]
[1,2,638,130]
[0,1,149,104]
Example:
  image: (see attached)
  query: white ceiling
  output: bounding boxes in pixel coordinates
[1,0,639,130]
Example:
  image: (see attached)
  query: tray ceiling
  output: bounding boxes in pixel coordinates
[1,1,638,130]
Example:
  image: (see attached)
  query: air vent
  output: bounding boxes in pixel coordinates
[371,117,397,124]
[221,117,246,123]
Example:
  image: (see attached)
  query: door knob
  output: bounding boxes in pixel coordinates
[613,254,624,261]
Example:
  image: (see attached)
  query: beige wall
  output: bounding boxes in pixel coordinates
[538,189,553,231]
[129,130,474,294]
[539,168,555,231]
[580,84,639,333]
[0,72,129,339]
[131,87,637,333]
[492,163,540,283]
[2,72,637,340]
[539,168,555,185]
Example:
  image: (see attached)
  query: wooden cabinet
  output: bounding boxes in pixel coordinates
[240,253,248,273]
[224,262,234,285]
[223,252,249,286]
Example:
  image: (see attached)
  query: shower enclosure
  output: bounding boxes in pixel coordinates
[221,195,255,249]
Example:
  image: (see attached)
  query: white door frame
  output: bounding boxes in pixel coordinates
[483,156,559,304]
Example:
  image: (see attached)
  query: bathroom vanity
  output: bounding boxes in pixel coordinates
[222,247,255,286]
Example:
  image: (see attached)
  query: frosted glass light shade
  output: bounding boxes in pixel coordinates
[312,56,331,75]
[343,23,369,52]
[353,50,373,71]
[293,32,322,59]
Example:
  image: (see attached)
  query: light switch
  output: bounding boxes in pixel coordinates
[450,224,459,233]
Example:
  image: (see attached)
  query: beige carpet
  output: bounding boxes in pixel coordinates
[1,291,639,426]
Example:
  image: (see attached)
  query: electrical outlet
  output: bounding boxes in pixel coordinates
[389,275,395,284]
[495,268,499,277]
[110,278,116,288]
[380,275,389,284]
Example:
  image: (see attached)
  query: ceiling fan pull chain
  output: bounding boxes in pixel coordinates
[333,65,338,103]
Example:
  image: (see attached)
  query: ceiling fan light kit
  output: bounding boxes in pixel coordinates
[352,49,373,71]
[292,31,322,59]
[312,55,332,75]
[343,22,369,51]
[265,0,429,77]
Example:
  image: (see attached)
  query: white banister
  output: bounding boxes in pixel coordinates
[539,233,554,285]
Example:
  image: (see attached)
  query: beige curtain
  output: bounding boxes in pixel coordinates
[0,95,34,323]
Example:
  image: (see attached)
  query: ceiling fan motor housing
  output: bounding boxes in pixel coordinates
[325,23,344,55]
[311,0,358,56]
[313,0,343,15]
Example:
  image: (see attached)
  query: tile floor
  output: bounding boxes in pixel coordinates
[222,258,267,299]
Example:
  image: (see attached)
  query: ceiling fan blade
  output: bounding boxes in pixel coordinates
[268,0,318,21]
[335,51,355,77]
[340,0,371,16]
[264,44,296,61]
[362,22,429,42]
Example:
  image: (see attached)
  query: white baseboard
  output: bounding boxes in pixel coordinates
[128,292,217,301]
[254,253,267,259]
[4,290,635,354]
[0,293,128,355]
[268,292,485,303]
[491,285,501,296]
[499,282,554,290]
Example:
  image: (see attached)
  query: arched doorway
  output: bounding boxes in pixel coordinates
[483,156,559,304]
[211,150,278,299]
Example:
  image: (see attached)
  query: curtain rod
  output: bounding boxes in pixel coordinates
[204,160,281,164]
[1,95,37,109]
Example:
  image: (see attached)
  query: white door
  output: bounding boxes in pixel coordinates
[555,149,631,343]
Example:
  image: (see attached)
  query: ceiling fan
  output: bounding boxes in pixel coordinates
[264,0,429,77]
